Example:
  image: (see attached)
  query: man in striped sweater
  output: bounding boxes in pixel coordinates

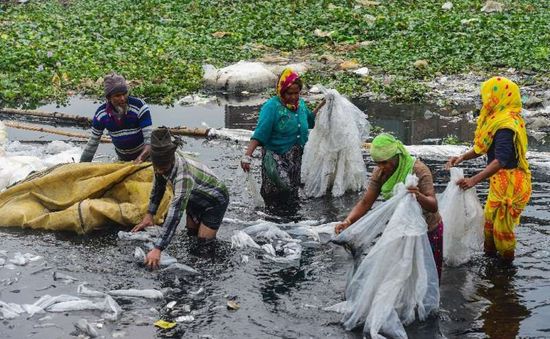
[132,128,229,269]
[80,73,152,163]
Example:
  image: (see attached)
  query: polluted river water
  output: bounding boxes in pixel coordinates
[0,95,549,339]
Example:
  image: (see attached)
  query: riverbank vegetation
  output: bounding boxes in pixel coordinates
[1,0,548,106]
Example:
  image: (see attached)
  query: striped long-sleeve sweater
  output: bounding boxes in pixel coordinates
[148,153,229,250]
[80,96,152,162]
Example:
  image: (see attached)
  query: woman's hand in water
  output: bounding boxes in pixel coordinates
[145,248,161,270]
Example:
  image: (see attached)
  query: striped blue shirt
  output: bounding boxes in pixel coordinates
[80,96,153,162]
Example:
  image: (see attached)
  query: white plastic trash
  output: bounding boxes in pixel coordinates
[439,167,484,266]
[301,87,370,198]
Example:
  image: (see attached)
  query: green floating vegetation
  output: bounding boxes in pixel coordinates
[1,0,548,107]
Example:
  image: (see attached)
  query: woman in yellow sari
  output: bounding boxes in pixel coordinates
[446,76,531,264]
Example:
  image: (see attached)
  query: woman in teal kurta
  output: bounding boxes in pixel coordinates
[241,68,324,202]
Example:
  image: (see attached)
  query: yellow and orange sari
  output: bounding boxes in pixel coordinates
[474,77,531,259]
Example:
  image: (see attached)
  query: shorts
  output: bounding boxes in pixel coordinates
[186,197,229,231]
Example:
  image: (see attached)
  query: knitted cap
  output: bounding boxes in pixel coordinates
[151,127,177,167]
[103,73,128,97]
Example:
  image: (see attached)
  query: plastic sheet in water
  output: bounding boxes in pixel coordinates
[230,230,261,249]
[118,226,163,242]
[440,167,484,266]
[243,222,292,241]
[8,252,42,266]
[75,319,99,338]
[267,242,303,264]
[331,175,440,339]
[47,299,104,312]
[134,247,178,267]
[301,87,370,198]
[1,294,122,320]
[333,176,418,258]
[161,263,200,276]
[108,288,164,299]
[261,244,276,256]
[245,171,265,208]
[77,284,106,298]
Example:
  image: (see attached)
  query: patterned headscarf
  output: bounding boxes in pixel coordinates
[370,133,415,199]
[474,77,529,172]
[276,68,300,111]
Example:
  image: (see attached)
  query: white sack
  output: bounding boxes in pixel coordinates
[301,87,370,198]
[203,61,277,92]
[440,167,484,266]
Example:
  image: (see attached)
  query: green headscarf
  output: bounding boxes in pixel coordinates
[370,133,415,199]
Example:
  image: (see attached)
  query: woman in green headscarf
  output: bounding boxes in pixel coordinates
[335,133,444,279]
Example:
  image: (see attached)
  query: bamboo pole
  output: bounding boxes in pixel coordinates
[171,126,210,137]
[3,121,111,143]
[0,108,211,138]
[0,108,92,127]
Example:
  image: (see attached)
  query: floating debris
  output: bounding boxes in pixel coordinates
[227,300,240,311]
[154,319,177,329]
[175,315,194,323]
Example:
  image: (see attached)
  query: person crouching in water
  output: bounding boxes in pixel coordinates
[132,127,229,269]
[335,134,444,280]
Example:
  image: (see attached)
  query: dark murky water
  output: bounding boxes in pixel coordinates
[1,97,549,339]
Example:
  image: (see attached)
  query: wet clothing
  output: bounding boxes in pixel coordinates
[484,168,531,259]
[368,159,442,231]
[474,77,531,258]
[260,144,303,200]
[252,97,315,155]
[428,221,444,281]
[148,153,229,250]
[487,129,518,169]
[80,96,152,162]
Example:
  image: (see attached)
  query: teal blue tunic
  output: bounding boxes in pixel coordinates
[252,97,315,155]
